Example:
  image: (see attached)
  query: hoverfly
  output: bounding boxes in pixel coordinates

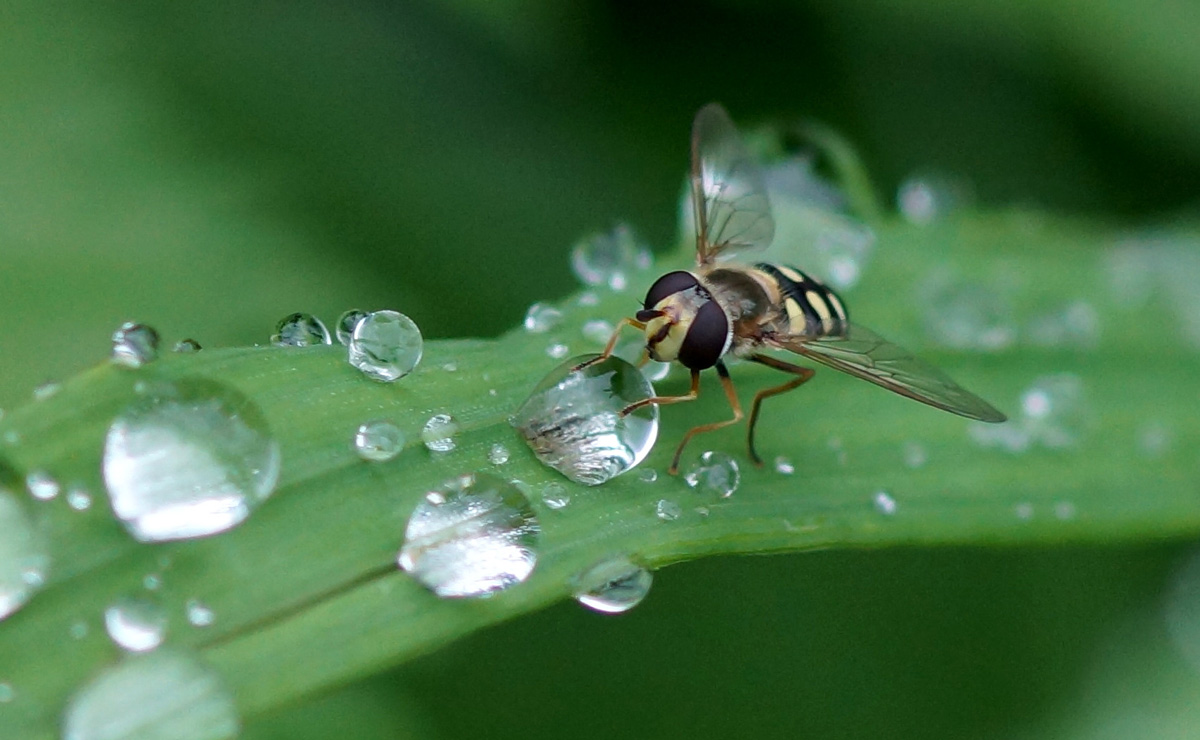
[581,103,1006,474]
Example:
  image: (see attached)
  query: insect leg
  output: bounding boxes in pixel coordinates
[745,354,815,466]
[619,368,700,417]
[570,316,646,372]
[667,362,744,475]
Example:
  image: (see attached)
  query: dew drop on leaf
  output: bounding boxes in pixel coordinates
[0,488,49,621]
[111,322,161,368]
[104,595,167,653]
[271,312,330,347]
[421,414,458,453]
[572,556,653,614]
[684,451,740,498]
[353,420,405,462]
[335,309,368,346]
[347,310,423,382]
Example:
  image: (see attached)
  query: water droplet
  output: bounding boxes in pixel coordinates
[1138,421,1172,458]
[0,489,49,620]
[272,313,330,347]
[636,468,658,484]
[33,381,61,401]
[1014,502,1034,520]
[102,379,281,542]
[353,420,405,462]
[347,310,423,382]
[0,682,12,703]
[335,309,368,345]
[421,414,459,453]
[111,323,161,368]
[66,485,92,511]
[577,292,600,307]
[143,574,163,591]
[512,354,658,485]
[399,473,540,598]
[902,441,927,469]
[185,599,215,627]
[441,361,458,373]
[26,470,60,501]
[654,499,681,521]
[896,172,974,225]
[919,271,1016,351]
[69,620,89,639]
[873,490,897,515]
[172,339,202,353]
[773,456,795,475]
[539,482,570,510]
[569,223,652,291]
[695,506,710,518]
[1026,300,1100,349]
[487,443,510,466]
[684,451,740,498]
[62,649,239,740]
[581,320,615,346]
[104,595,167,652]
[546,342,569,360]
[572,556,652,614]
[523,303,563,334]
[1053,501,1077,520]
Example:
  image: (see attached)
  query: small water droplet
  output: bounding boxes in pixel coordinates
[0,489,49,621]
[69,620,89,639]
[873,490,897,515]
[1138,421,1172,458]
[637,468,658,484]
[26,470,60,501]
[897,172,974,225]
[581,320,615,346]
[577,292,600,307]
[546,342,569,359]
[1015,502,1034,520]
[62,649,239,740]
[347,310,423,382]
[684,451,740,498]
[185,599,215,627]
[902,441,927,469]
[102,379,281,542]
[569,223,652,291]
[353,420,405,462]
[773,455,795,475]
[172,339,202,353]
[143,574,162,591]
[919,271,1016,351]
[421,414,459,453]
[487,443,510,466]
[104,595,167,652]
[573,556,652,614]
[512,354,658,485]
[442,361,458,372]
[1053,501,1077,520]
[33,381,61,401]
[335,309,368,345]
[654,499,681,521]
[539,482,570,510]
[272,313,331,347]
[523,303,564,334]
[0,682,13,703]
[66,485,92,511]
[399,473,540,598]
[111,323,161,368]
[695,506,710,518]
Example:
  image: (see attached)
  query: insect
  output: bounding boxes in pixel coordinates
[581,103,1006,474]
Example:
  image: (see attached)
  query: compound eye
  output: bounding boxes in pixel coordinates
[643,271,700,310]
[677,299,729,370]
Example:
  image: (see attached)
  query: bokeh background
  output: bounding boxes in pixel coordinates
[3,1,1200,738]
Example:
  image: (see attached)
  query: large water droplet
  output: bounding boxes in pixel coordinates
[919,271,1015,351]
[353,420,405,462]
[523,303,563,334]
[272,313,330,347]
[398,473,540,598]
[102,380,281,542]
[511,354,658,485]
[62,650,239,740]
[570,223,653,291]
[421,414,459,453]
[104,595,167,652]
[0,489,49,621]
[111,323,161,368]
[683,451,740,498]
[335,309,368,346]
[572,556,653,614]
[347,310,423,382]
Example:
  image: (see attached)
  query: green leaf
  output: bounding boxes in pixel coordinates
[1,211,1198,738]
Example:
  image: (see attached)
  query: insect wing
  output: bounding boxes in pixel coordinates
[776,324,1006,422]
[691,103,775,265]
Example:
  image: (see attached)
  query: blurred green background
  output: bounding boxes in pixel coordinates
[3,1,1200,737]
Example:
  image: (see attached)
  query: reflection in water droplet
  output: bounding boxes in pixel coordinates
[902,442,927,469]
[545,342,569,360]
[654,499,681,521]
[0,489,49,621]
[348,310,423,382]
[873,491,897,515]
[512,354,658,486]
[523,303,563,334]
[185,599,215,628]
[353,421,405,462]
[773,456,795,475]
[399,473,540,598]
[272,313,330,347]
[896,172,973,225]
[539,482,570,510]
[573,556,652,614]
[102,380,281,542]
[104,595,167,652]
[66,485,93,511]
[581,320,615,346]
[487,443,510,466]
[684,451,740,498]
[421,414,458,453]
[62,650,239,740]
[335,309,368,346]
[172,339,202,353]
[111,323,161,368]
[919,271,1015,351]
[26,470,60,501]
[570,223,652,291]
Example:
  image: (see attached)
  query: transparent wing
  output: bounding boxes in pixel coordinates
[772,324,1007,422]
[691,103,775,265]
